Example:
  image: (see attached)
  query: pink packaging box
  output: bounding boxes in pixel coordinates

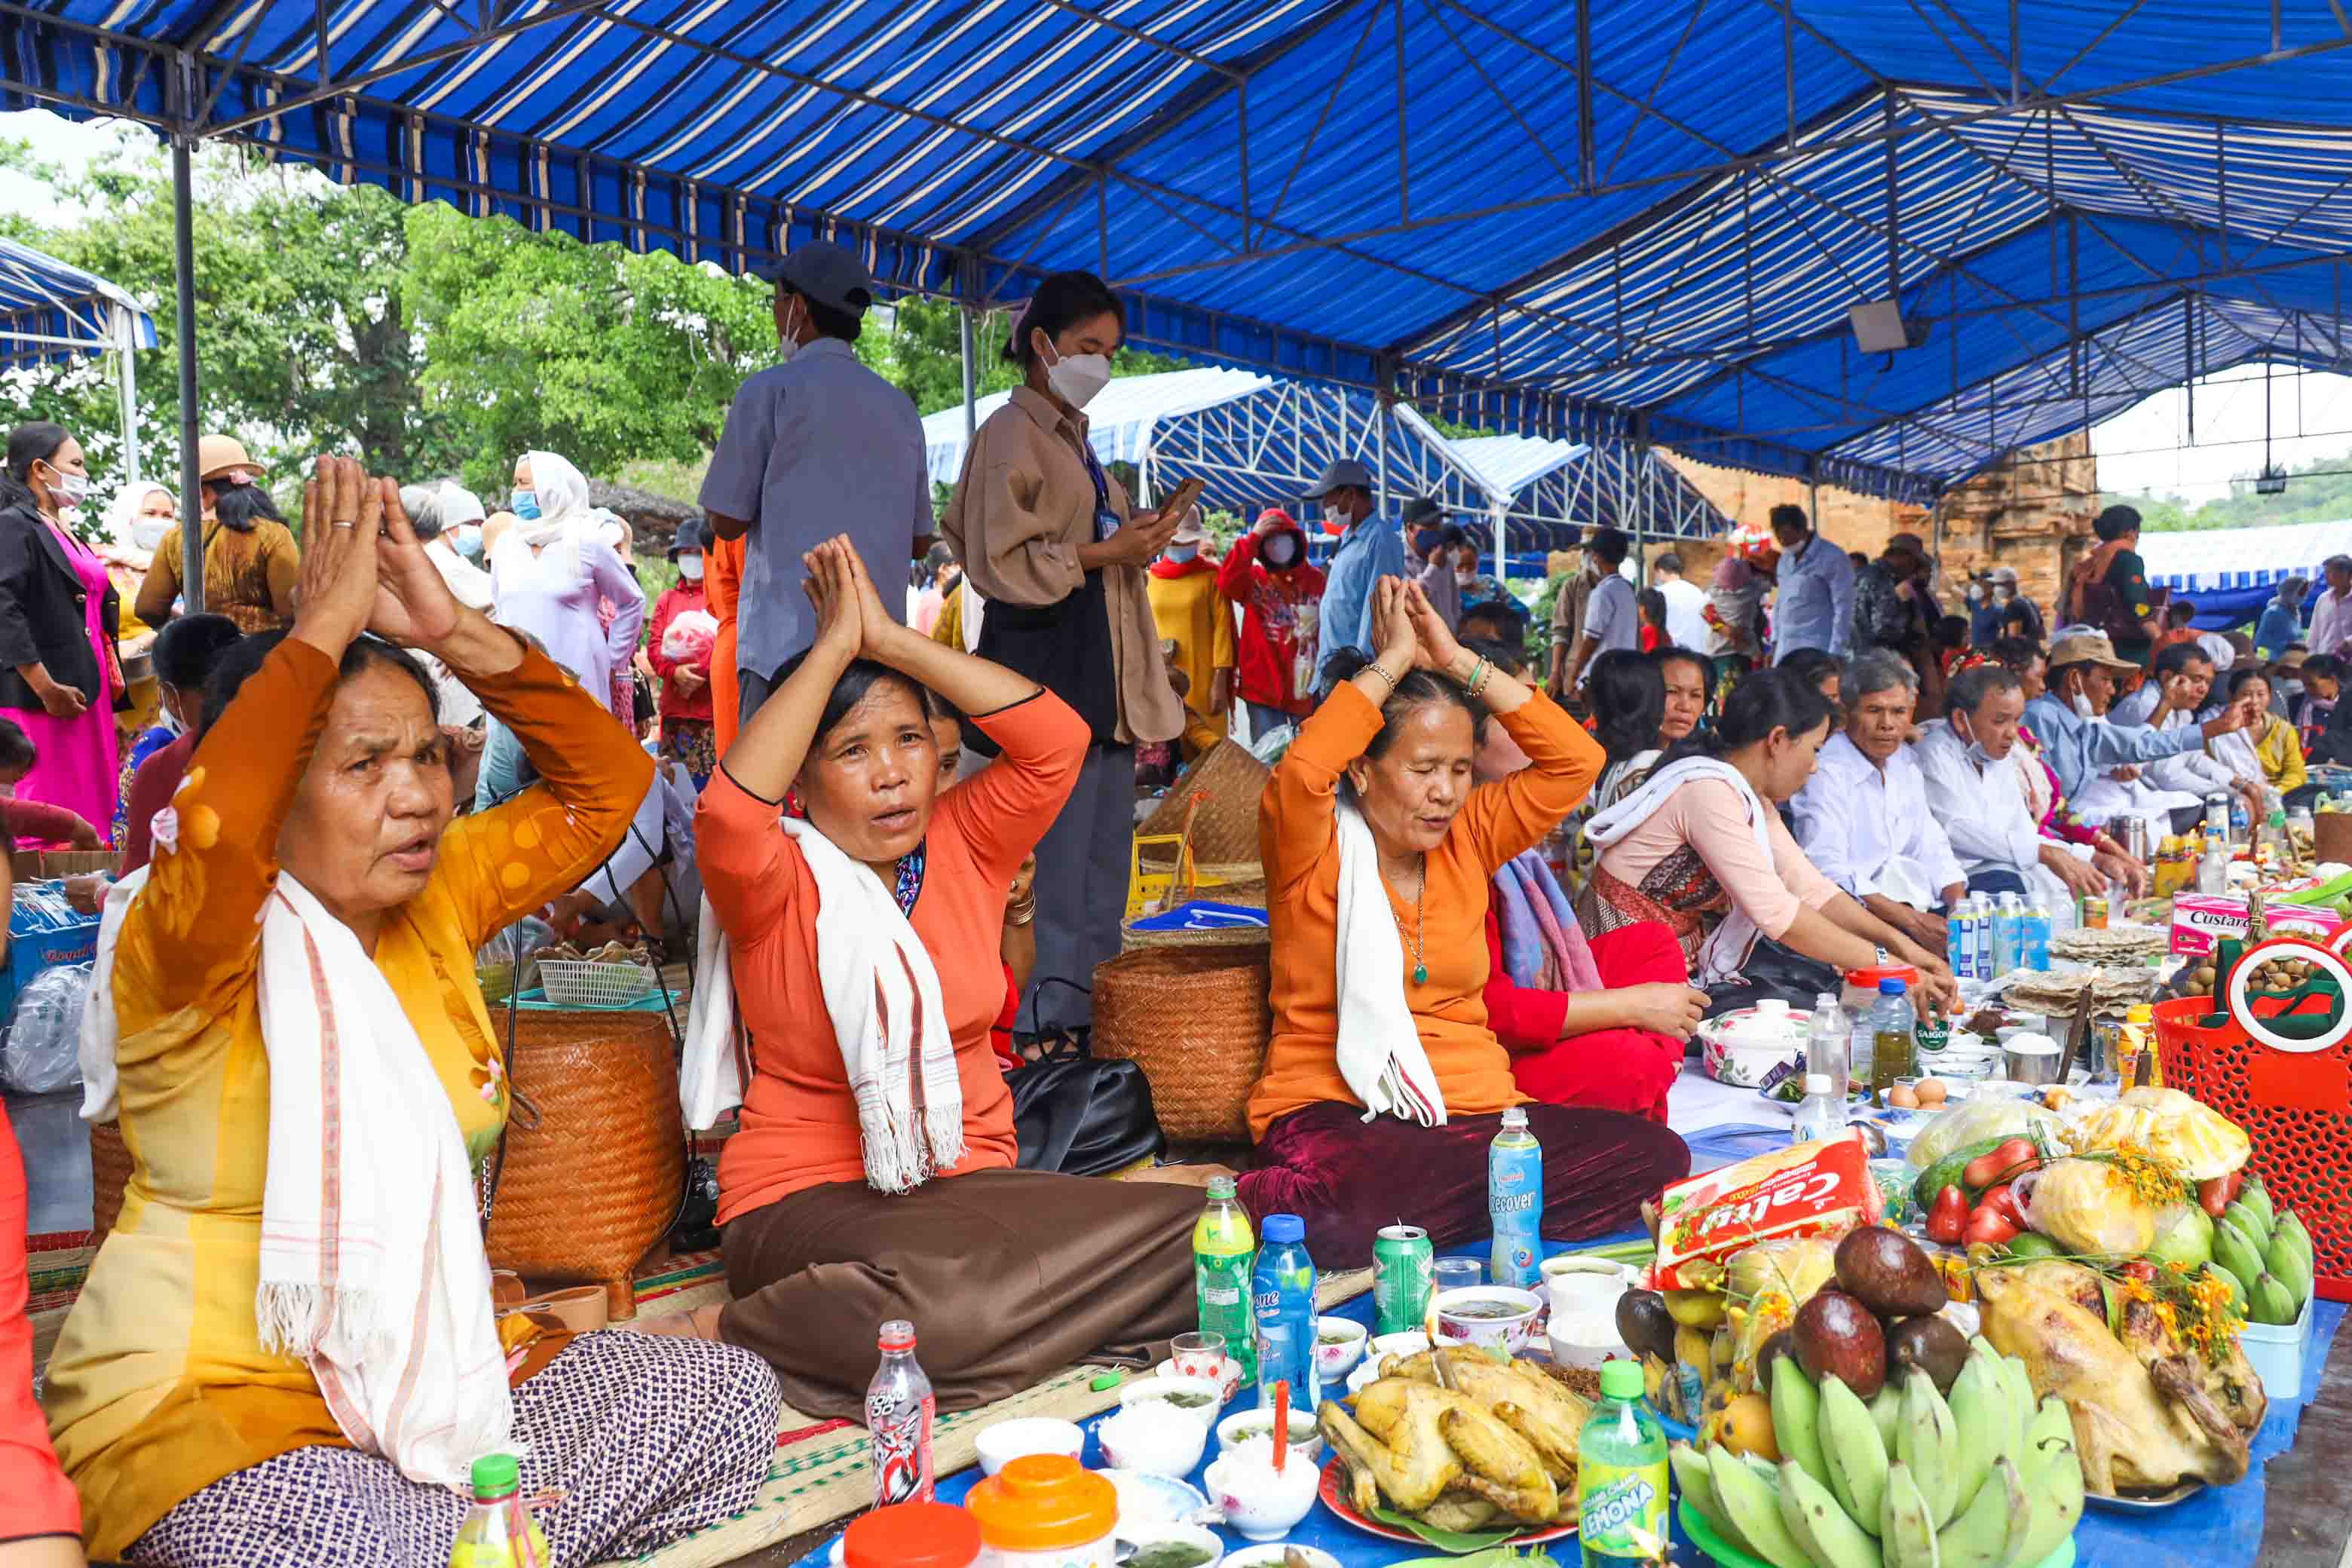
[2170,894,2350,957]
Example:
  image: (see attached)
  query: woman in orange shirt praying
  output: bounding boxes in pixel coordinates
[1238,577,1690,1266]
[685,537,1203,1416]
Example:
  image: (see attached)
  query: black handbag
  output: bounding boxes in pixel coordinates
[1008,1043,1165,1177]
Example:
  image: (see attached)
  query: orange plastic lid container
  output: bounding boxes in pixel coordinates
[965,1455,1118,1551]
[843,1502,982,1568]
[1843,963,1921,990]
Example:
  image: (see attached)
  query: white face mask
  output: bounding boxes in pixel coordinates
[1039,332,1111,409]
[1455,569,1477,587]
[2072,690,2098,719]
[44,467,87,505]
[677,554,706,581]
[776,296,804,365]
[1263,535,1300,569]
[1165,543,1199,564]
[132,517,173,550]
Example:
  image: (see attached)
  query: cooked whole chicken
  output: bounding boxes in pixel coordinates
[1317,1350,1591,1527]
[1977,1261,2261,1495]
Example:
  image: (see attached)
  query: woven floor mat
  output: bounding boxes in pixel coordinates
[601,1266,1374,1566]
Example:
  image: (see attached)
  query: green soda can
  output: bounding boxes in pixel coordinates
[1579,1359,1668,1566]
[1371,1223,1434,1337]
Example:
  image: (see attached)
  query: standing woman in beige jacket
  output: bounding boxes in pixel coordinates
[943,271,1186,1039]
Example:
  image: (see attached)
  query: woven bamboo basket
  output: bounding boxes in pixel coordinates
[1137,741,1269,868]
[485,1009,684,1320]
[1091,945,1271,1142]
[88,1120,130,1238]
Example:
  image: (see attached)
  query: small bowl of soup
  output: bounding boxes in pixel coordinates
[1434,1285,1544,1353]
[1113,1522,1225,1568]
[1215,1405,1324,1467]
[1311,1316,1368,1381]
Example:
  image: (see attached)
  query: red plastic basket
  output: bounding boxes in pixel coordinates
[2152,993,2352,1301]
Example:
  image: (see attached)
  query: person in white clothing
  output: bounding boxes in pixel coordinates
[1649,552,1711,651]
[1914,664,2119,907]
[2307,556,2352,659]
[2101,641,2260,818]
[1789,651,1965,955]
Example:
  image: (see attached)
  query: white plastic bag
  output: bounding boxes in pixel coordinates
[1904,1095,2063,1170]
[2,962,93,1094]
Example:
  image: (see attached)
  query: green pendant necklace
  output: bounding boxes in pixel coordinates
[1408,856,1429,986]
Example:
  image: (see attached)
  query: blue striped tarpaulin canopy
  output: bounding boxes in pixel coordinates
[0,234,157,368]
[3,2,2347,498]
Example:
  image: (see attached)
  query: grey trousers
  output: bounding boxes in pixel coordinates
[1021,740,1135,1034]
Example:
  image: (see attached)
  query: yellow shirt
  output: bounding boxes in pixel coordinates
[1146,556,1236,749]
[42,637,651,1558]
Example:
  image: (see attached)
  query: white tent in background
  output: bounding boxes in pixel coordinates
[0,237,158,483]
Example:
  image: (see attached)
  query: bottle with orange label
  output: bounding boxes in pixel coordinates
[2115,1001,2162,1089]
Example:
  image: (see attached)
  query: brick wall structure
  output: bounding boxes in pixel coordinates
[1640,433,2098,623]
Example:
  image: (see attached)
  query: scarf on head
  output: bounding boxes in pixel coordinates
[81,867,512,1485]
[1492,851,1602,995]
[1585,755,1778,988]
[1332,801,1448,1125]
[679,820,963,1190]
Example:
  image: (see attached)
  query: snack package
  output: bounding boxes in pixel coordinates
[1651,1133,1882,1291]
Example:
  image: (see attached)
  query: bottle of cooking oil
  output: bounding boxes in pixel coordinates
[1869,977,1915,1095]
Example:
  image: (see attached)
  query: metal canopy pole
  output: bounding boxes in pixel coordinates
[113,304,139,486]
[958,302,978,445]
[170,120,204,614]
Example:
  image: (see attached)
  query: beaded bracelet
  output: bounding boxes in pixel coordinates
[1465,657,1492,698]
[1366,662,1399,694]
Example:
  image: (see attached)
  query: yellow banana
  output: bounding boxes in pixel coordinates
[1899,1368,1960,1529]
[1819,1371,1890,1528]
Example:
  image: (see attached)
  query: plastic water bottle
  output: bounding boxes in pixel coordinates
[1579,1359,1669,1566]
[1252,1214,1318,1410]
[1790,1073,1839,1145]
[2230,795,2251,844]
[2023,896,2052,969]
[866,1320,936,1507]
[1488,1107,1544,1289]
[1945,901,1971,978]
[1805,994,1848,1110]
[1968,894,1994,977]
[1992,892,2024,972]
[449,1454,551,1568]
[1193,1176,1257,1385]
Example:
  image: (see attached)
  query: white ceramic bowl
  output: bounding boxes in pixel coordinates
[1119,1375,1225,1427]
[973,1415,1084,1477]
[1113,1521,1226,1567]
[1542,1257,1633,1319]
[1214,1406,1324,1466]
[1098,1404,1208,1478]
[1223,1547,1340,1568]
[1204,1438,1321,1542]
[1435,1285,1545,1353]
[1547,1311,1629,1370]
[1310,1316,1368,1382]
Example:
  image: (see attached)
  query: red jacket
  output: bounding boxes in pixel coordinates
[1216,523,1326,715]
[648,583,716,724]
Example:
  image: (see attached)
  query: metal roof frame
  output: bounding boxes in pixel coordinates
[3,0,2349,518]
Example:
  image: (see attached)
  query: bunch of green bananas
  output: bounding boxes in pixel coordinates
[1672,1338,2084,1568]
[2209,1177,2315,1326]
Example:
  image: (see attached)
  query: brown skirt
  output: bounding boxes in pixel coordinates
[718,1166,1202,1417]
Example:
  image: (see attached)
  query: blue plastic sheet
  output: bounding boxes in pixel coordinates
[804,1122,2342,1566]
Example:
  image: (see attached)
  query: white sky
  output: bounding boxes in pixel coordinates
[5,106,2348,509]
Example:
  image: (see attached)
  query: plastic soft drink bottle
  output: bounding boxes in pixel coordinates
[1488,1106,1544,1289]
[1252,1214,1318,1411]
[1193,1175,1258,1385]
[866,1320,936,1507]
[1805,993,1848,1108]
[1991,892,2023,972]
[1579,1358,1669,1565]
[449,1453,552,1568]
[2023,896,2051,969]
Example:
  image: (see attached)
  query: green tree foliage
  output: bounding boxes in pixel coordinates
[2119,444,2352,531]
[403,204,773,492]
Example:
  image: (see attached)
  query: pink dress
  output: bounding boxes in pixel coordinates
[0,522,119,847]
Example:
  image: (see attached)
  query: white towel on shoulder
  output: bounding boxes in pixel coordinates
[1333,801,1447,1126]
[679,819,963,1193]
[81,866,512,1487]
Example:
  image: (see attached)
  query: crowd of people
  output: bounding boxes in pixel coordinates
[0,238,2343,1567]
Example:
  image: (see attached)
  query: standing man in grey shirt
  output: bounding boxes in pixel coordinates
[700,240,933,724]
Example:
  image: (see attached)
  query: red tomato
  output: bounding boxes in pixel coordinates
[1927,1185,1968,1245]
[1979,1184,2025,1227]
[2225,1168,2248,1202]
[2199,1176,2231,1217]
[1962,1138,2042,1192]
[1964,1208,2021,1248]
